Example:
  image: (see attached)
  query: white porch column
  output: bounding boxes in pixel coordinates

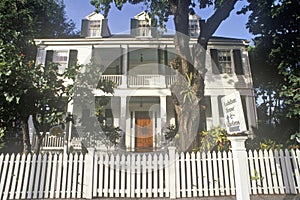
[66,99,74,152]
[211,96,220,127]
[120,96,129,149]
[159,96,167,147]
[120,46,128,88]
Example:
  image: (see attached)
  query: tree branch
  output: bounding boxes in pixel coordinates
[199,0,238,43]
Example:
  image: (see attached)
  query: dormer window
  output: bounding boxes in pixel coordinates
[188,14,201,37]
[131,11,155,37]
[138,20,150,36]
[88,20,101,37]
[81,12,111,38]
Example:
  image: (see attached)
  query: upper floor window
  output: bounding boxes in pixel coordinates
[188,19,200,37]
[45,50,78,74]
[210,49,244,75]
[130,11,153,37]
[88,20,101,37]
[53,51,68,74]
[218,50,232,74]
[137,20,151,36]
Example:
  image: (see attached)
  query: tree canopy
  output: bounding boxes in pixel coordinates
[242,0,300,144]
[0,0,78,153]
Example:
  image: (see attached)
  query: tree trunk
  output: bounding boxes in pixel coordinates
[34,134,42,154]
[32,114,42,154]
[168,0,238,151]
[169,0,205,151]
[21,116,31,154]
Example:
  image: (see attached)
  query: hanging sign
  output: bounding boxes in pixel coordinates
[221,91,247,134]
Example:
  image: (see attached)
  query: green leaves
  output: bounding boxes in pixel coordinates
[180,72,196,104]
[0,0,78,150]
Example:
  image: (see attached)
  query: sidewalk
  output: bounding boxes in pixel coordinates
[88,194,300,200]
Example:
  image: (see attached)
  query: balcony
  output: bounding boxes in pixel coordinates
[100,75,176,88]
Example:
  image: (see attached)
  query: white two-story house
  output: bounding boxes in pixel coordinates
[34,12,257,152]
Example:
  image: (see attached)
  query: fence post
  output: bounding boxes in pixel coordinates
[84,148,95,199]
[168,146,176,199]
[228,135,250,200]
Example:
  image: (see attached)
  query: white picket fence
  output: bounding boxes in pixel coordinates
[0,148,299,199]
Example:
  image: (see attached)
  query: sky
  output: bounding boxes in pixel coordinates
[64,0,253,41]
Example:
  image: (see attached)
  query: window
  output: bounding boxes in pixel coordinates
[218,50,232,74]
[53,51,68,74]
[138,20,150,36]
[188,19,200,37]
[88,20,101,37]
[210,49,244,75]
[45,50,77,74]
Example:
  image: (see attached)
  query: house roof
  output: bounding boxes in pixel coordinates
[85,12,105,20]
[34,35,249,47]
[133,11,150,20]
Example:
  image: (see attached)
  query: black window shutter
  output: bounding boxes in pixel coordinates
[210,49,219,74]
[68,50,78,68]
[80,19,89,37]
[45,50,54,71]
[130,19,138,36]
[233,49,243,75]
[241,96,249,129]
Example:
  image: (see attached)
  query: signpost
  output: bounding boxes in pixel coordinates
[222,91,250,200]
[221,91,247,134]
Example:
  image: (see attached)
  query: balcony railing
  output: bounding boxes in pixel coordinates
[100,75,122,86]
[100,75,176,88]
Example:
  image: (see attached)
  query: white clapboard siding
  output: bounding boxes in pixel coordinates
[0,148,299,199]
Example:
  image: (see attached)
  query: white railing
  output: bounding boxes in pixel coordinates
[100,75,122,86]
[39,133,64,151]
[127,75,166,88]
[0,148,299,199]
[99,74,176,88]
[166,75,176,87]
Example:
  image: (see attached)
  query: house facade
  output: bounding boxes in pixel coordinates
[34,12,257,152]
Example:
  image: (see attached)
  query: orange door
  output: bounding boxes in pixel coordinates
[135,111,153,150]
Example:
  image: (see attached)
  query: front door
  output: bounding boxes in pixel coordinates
[135,111,153,151]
